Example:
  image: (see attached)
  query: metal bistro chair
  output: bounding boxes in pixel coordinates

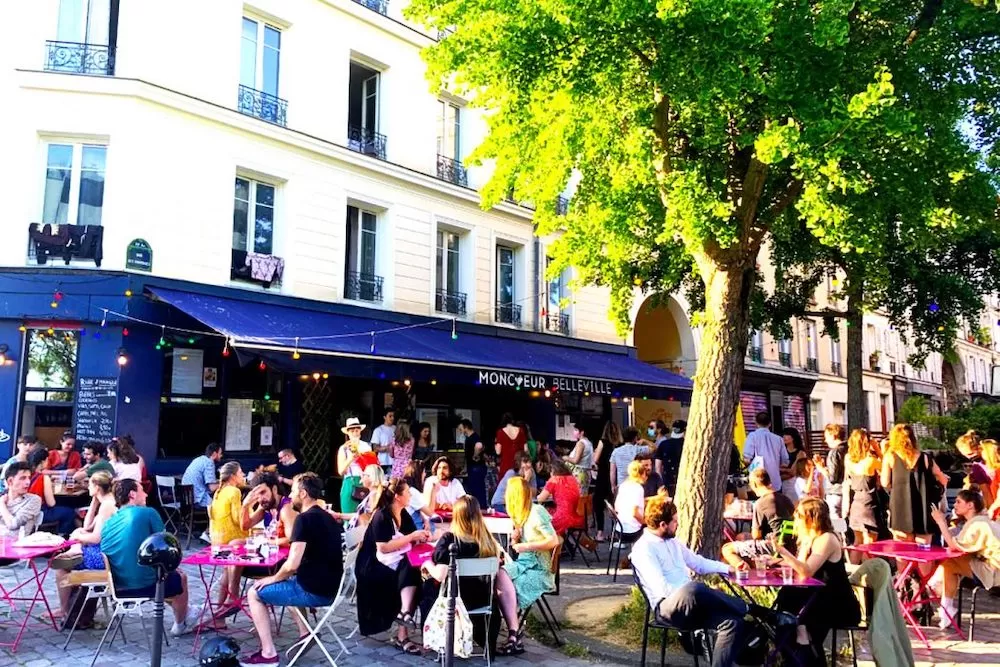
[89,555,167,667]
[177,483,209,549]
[62,568,112,649]
[455,557,500,667]
[957,576,1000,642]
[630,567,711,667]
[604,500,639,582]
[563,494,595,567]
[154,475,183,535]
[519,539,563,646]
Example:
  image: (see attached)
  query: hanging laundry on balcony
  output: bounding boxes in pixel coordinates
[28,223,103,266]
[245,252,284,288]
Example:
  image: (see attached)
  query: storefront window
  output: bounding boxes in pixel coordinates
[22,328,79,445]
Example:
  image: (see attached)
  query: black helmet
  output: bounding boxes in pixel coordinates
[199,636,240,666]
[136,532,182,573]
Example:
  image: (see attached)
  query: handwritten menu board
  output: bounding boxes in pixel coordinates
[76,377,118,441]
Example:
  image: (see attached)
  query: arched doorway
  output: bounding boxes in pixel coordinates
[941,359,966,412]
[631,295,697,378]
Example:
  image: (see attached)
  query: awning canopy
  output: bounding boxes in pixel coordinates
[147,287,693,398]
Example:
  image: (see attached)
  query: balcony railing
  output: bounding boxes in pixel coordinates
[348,125,387,160]
[436,289,467,316]
[237,85,288,127]
[436,154,469,187]
[546,312,570,335]
[495,302,522,326]
[806,357,819,372]
[44,41,115,75]
[352,0,388,15]
[749,347,763,363]
[778,352,792,367]
[831,361,843,376]
[345,271,383,302]
[555,196,569,216]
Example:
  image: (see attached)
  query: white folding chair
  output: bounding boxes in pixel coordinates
[89,555,167,667]
[456,557,499,667]
[154,475,182,535]
[285,545,359,667]
[62,569,112,649]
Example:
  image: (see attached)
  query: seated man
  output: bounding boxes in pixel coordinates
[72,442,115,485]
[424,456,466,511]
[721,468,795,569]
[244,473,344,665]
[0,462,42,538]
[100,479,198,636]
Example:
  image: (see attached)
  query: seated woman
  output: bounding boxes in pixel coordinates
[419,496,525,656]
[356,478,432,655]
[403,459,436,530]
[108,439,142,483]
[613,460,648,543]
[536,461,584,536]
[930,489,1000,627]
[208,462,249,621]
[793,457,825,501]
[346,464,386,531]
[503,477,560,612]
[775,497,861,666]
[26,448,77,535]
[52,471,117,621]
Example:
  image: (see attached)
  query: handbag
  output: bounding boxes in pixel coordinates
[422,572,474,658]
[351,485,370,502]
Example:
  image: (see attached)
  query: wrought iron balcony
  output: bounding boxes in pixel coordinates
[237,85,288,127]
[831,361,843,376]
[778,352,792,367]
[352,0,388,15]
[44,41,115,75]
[495,302,522,326]
[546,312,570,335]
[348,125,387,160]
[806,357,819,372]
[345,271,383,302]
[555,196,569,216]
[749,347,763,363]
[436,154,468,187]
[436,289,467,316]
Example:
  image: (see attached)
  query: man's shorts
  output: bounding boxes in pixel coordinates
[257,576,334,608]
[118,571,184,599]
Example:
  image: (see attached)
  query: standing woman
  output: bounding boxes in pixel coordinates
[780,427,808,503]
[881,423,949,543]
[494,414,527,477]
[337,418,375,513]
[355,478,431,655]
[563,422,595,493]
[592,421,622,542]
[413,423,435,462]
[389,422,414,481]
[843,428,885,554]
[503,477,560,611]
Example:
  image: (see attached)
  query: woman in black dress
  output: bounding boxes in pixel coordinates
[775,497,861,666]
[592,421,622,542]
[355,478,432,655]
[880,423,949,543]
[843,428,886,555]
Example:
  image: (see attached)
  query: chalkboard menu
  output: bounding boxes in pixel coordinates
[76,377,118,442]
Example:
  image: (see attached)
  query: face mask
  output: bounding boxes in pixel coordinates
[647,428,656,438]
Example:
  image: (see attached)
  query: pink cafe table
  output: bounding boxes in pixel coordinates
[723,502,754,542]
[0,538,72,651]
[862,539,964,649]
[182,544,289,654]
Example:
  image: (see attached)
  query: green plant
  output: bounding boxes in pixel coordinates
[560,642,590,658]
[897,396,930,425]
[606,586,677,647]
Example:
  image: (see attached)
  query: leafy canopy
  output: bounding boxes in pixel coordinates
[406,0,1000,333]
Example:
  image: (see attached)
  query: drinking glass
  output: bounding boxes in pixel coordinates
[735,568,749,583]
[780,565,794,584]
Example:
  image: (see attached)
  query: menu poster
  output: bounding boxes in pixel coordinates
[170,348,204,395]
[225,399,253,451]
[76,377,118,442]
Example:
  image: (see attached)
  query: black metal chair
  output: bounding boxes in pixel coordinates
[177,483,209,549]
[630,567,711,666]
[957,576,1000,641]
[604,500,640,582]
[520,539,563,645]
[563,494,595,567]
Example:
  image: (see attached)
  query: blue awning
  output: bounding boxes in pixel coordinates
[147,287,692,396]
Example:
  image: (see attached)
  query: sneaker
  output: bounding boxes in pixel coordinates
[241,651,279,665]
[199,530,210,543]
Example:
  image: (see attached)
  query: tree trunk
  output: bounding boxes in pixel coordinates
[845,290,867,432]
[675,261,755,556]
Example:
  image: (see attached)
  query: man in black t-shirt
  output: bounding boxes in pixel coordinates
[721,468,794,569]
[244,472,344,665]
[655,420,686,495]
[276,449,306,495]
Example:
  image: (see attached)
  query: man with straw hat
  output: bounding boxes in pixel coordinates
[336,417,377,513]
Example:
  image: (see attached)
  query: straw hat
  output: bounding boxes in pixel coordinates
[340,417,366,434]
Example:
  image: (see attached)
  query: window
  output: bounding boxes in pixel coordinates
[437,101,460,160]
[805,321,818,370]
[56,0,110,44]
[496,246,519,324]
[345,206,382,302]
[240,18,281,97]
[436,230,465,314]
[546,258,570,334]
[778,337,792,367]
[830,337,841,364]
[749,330,763,362]
[42,143,107,226]
[232,177,275,254]
[833,402,846,425]
[21,328,79,442]
[348,62,384,159]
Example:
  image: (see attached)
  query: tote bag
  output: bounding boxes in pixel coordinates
[422,572,474,658]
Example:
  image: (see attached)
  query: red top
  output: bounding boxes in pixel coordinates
[46,450,81,471]
[494,427,526,475]
[28,474,46,499]
[544,475,584,534]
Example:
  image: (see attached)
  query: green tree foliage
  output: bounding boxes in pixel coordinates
[406,0,1000,553]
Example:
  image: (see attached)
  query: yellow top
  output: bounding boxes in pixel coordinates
[209,485,246,545]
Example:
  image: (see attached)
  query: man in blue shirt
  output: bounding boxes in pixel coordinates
[181,443,223,507]
[101,479,198,636]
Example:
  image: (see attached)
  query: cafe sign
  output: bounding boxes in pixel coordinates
[477,369,613,395]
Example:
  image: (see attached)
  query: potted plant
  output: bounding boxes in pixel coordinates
[868,350,882,371]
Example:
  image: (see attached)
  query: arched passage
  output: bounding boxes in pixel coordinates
[632,295,697,378]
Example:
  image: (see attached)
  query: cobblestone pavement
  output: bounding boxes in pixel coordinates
[0,553,614,667]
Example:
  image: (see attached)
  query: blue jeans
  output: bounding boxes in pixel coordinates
[257,577,334,608]
[656,582,747,667]
[42,505,77,535]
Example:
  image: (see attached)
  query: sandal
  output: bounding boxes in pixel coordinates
[497,638,525,656]
[395,611,417,630]
[390,637,422,655]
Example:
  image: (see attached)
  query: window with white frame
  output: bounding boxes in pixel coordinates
[42,142,107,226]
[345,206,382,302]
[806,321,818,360]
[830,336,842,364]
[437,101,461,159]
[496,246,518,324]
[56,0,111,45]
[240,17,281,96]
[545,258,571,334]
[436,230,465,315]
[749,330,763,361]
[778,337,792,366]
[232,177,275,255]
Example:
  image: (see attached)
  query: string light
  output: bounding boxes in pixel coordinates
[116,348,128,367]
[264,393,271,400]
[312,372,321,380]
[18,325,26,333]
[292,337,301,360]
[451,319,458,340]
[47,327,55,335]
[322,373,329,379]
[370,332,376,354]
[259,360,267,371]
[124,289,133,298]
[122,327,129,336]
[430,379,437,385]
[544,390,551,398]
[929,302,940,313]
[100,309,107,328]
[403,379,411,387]
[222,338,231,357]
[158,325,166,348]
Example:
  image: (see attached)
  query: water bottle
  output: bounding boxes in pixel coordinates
[18,526,25,543]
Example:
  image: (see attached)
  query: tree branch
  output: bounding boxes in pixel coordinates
[803,309,849,318]
[904,0,944,46]
[652,89,673,179]
[760,179,804,224]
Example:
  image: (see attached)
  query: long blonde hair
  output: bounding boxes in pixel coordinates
[505,476,533,527]
[981,439,1000,470]
[396,422,412,446]
[887,423,920,467]
[847,428,871,464]
[451,496,499,558]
